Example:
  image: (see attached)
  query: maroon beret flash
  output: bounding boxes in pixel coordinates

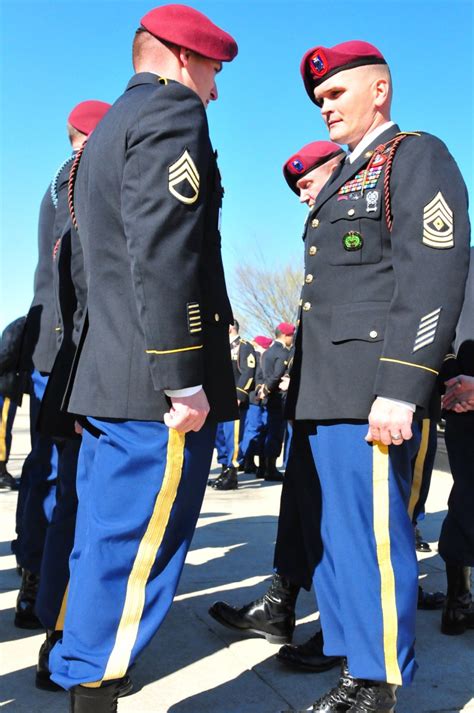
[68,100,112,136]
[283,141,344,194]
[254,336,272,349]
[141,4,238,62]
[301,40,387,104]
[277,322,296,336]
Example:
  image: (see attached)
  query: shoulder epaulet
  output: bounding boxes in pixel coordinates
[377,132,422,231]
[396,131,422,138]
[157,76,169,86]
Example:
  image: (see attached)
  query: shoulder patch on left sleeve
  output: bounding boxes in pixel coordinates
[247,353,256,368]
[169,149,200,205]
[423,191,454,249]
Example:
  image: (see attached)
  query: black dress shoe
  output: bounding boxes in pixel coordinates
[207,464,227,486]
[70,679,126,712]
[304,660,362,712]
[15,569,43,629]
[0,467,19,490]
[212,466,238,490]
[277,630,341,673]
[209,573,299,643]
[417,585,445,610]
[347,681,397,712]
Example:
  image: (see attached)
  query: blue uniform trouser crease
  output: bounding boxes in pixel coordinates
[50,418,216,689]
[291,421,420,686]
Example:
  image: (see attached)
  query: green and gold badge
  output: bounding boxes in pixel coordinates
[342,231,363,251]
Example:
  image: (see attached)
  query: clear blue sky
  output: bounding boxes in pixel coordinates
[1,0,472,331]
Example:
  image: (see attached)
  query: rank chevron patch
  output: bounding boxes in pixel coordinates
[168,149,200,205]
[422,192,454,248]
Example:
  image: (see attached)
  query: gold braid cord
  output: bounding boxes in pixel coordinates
[364,132,418,232]
[68,140,87,230]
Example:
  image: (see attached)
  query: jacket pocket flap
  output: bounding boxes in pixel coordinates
[331,302,389,343]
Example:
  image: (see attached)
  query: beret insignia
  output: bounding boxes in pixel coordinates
[422,192,454,249]
[309,49,328,78]
[292,159,305,173]
[169,149,200,205]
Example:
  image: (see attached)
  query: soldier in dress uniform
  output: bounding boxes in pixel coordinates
[48,6,238,710]
[258,322,295,481]
[13,101,108,629]
[210,320,256,490]
[209,142,345,675]
[31,101,113,693]
[239,335,273,477]
[438,246,474,636]
[283,40,470,712]
[0,316,28,490]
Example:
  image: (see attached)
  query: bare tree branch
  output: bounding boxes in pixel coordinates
[229,249,303,336]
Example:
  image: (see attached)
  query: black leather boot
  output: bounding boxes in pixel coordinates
[242,455,257,473]
[263,457,284,482]
[36,630,63,690]
[441,565,474,635]
[212,466,238,490]
[305,660,362,711]
[347,681,397,712]
[208,573,299,643]
[207,464,227,486]
[255,457,265,478]
[14,569,42,629]
[70,680,125,712]
[276,630,341,672]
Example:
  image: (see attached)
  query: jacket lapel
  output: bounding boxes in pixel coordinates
[310,124,400,216]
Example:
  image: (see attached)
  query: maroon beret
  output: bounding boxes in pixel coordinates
[276,322,295,336]
[141,4,238,62]
[253,336,272,349]
[68,100,112,136]
[301,40,386,104]
[283,141,344,194]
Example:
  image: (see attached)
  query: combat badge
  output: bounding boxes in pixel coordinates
[343,231,363,251]
[168,149,200,205]
[422,192,454,248]
[366,190,379,213]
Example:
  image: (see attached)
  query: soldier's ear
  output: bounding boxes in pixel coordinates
[179,47,192,67]
[373,77,390,108]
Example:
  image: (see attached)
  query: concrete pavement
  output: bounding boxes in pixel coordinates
[0,400,473,712]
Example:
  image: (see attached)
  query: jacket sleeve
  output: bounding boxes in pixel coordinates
[236,341,256,402]
[373,133,471,408]
[121,82,211,391]
[263,347,288,394]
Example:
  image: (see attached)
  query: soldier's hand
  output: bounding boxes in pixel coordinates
[165,388,210,433]
[442,375,474,411]
[366,397,413,446]
[279,375,290,392]
[74,420,83,435]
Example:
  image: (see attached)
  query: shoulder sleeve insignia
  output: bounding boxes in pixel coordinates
[422,192,454,249]
[168,149,200,205]
[247,353,256,368]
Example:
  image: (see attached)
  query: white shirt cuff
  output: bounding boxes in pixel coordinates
[377,396,416,412]
[164,385,202,398]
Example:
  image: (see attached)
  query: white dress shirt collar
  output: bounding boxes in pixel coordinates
[347,121,395,164]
